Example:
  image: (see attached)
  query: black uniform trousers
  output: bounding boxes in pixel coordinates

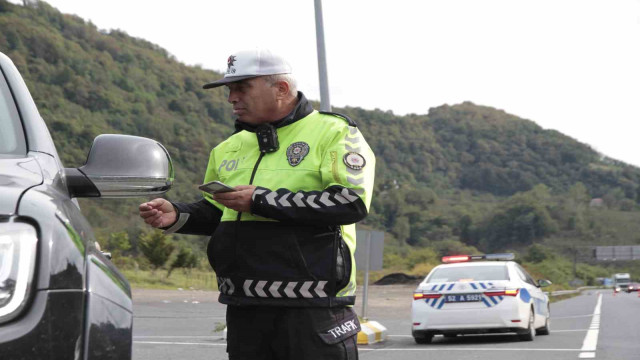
[226,305,359,360]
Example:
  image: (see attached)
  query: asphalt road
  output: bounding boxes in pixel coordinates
[132,286,639,360]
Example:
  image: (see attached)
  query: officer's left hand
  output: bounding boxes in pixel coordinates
[212,185,256,213]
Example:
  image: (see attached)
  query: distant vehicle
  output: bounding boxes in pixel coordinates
[625,282,640,293]
[412,253,552,344]
[0,51,173,358]
[613,273,631,292]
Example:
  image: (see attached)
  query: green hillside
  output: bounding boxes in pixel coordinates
[2,0,640,286]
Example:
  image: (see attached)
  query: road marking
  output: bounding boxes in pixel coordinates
[134,316,225,319]
[134,336,219,339]
[551,329,589,332]
[553,314,594,319]
[135,341,226,346]
[387,329,589,337]
[360,348,581,352]
[579,353,596,359]
[578,293,602,359]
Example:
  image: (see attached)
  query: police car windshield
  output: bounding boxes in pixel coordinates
[427,265,508,283]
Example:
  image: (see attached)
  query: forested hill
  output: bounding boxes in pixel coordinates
[3,1,640,267]
[340,100,640,200]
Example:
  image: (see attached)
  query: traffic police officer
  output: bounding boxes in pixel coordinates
[139,48,375,359]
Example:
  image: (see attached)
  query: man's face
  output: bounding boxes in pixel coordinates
[226,77,279,125]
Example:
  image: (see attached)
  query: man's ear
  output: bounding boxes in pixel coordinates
[275,80,290,99]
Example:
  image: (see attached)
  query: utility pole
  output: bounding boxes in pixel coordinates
[314,0,331,111]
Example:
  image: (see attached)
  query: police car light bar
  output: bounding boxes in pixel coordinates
[442,255,471,263]
[442,253,515,263]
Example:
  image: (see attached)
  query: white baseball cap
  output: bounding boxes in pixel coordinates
[203,49,292,89]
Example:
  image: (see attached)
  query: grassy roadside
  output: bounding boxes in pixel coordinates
[123,269,218,290]
[125,269,408,290]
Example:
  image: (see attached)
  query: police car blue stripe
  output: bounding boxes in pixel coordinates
[470,283,477,290]
[447,283,455,291]
[499,296,504,301]
[438,284,446,291]
[479,282,487,289]
[489,296,498,305]
[481,297,491,307]
[437,298,446,309]
[431,284,438,291]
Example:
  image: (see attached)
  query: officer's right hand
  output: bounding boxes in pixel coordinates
[139,198,177,228]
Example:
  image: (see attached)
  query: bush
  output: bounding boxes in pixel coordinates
[138,230,174,270]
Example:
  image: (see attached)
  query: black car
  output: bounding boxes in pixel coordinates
[0,51,173,359]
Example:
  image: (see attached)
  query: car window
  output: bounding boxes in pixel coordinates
[515,265,537,286]
[0,67,27,157]
[427,265,509,283]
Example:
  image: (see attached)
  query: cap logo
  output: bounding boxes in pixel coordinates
[286,142,310,167]
[227,55,237,74]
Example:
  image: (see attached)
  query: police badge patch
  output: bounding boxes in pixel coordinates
[286,142,310,166]
[343,152,366,170]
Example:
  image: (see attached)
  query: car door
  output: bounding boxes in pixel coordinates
[514,264,548,327]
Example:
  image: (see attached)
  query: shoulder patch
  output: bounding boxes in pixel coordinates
[319,111,358,127]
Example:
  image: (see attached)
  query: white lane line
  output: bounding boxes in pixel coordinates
[552,329,589,333]
[387,329,589,337]
[134,316,225,319]
[135,341,226,347]
[578,292,603,359]
[134,336,219,338]
[360,348,581,352]
[553,314,595,319]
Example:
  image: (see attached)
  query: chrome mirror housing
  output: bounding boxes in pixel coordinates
[65,134,174,198]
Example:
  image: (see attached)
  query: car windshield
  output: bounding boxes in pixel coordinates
[427,265,509,283]
[0,67,27,157]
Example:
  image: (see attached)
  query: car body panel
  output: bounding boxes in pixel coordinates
[0,289,85,360]
[0,158,42,215]
[84,290,133,360]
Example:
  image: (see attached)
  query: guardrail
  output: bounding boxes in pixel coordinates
[547,286,600,297]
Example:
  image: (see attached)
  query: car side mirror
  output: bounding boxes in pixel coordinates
[537,279,552,288]
[64,134,174,198]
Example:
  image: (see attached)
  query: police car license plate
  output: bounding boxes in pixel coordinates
[445,293,482,303]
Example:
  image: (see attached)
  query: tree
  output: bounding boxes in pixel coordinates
[167,246,198,278]
[479,195,557,252]
[138,230,174,271]
[106,231,131,257]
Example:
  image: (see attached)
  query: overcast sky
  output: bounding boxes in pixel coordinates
[30,0,640,167]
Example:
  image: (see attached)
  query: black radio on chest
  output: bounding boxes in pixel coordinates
[256,124,279,153]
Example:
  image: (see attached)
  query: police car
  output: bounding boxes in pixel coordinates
[411,254,552,344]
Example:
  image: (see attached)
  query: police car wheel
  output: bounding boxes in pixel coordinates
[413,333,433,344]
[518,309,536,341]
[537,313,551,335]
